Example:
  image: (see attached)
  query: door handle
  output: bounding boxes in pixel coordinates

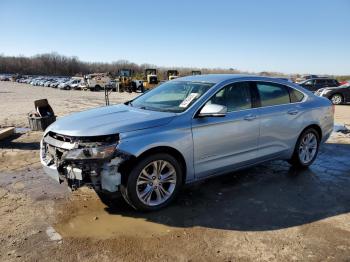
[244,114,257,121]
[287,109,299,115]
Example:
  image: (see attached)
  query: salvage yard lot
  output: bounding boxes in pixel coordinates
[1,81,350,261]
[0,82,139,128]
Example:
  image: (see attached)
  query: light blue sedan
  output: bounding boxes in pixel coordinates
[41,74,334,211]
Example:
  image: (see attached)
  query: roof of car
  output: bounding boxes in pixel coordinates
[176,74,250,83]
[176,74,290,84]
[303,77,336,81]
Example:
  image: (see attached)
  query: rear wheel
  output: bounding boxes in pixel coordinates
[121,153,182,211]
[94,85,101,91]
[331,94,343,105]
[289,128,320,168]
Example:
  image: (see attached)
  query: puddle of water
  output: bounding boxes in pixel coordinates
[15,127,31,134]
[56,211,176,239]
[55,194,177,239]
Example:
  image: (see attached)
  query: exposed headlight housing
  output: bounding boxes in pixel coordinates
[63,144,117,160]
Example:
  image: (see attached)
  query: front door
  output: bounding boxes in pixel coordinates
[191,81,260,178]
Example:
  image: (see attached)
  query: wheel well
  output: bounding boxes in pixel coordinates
[331,93,343,99]
[302,124,322,140]
[119,146,187,184]
[331,93,343,97]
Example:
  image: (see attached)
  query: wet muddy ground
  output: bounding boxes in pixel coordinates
[1,82,350,261]
[1,130,349,261]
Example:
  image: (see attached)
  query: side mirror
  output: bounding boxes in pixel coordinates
[198,104,227,117]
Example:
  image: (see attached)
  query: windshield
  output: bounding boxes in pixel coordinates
[131,81,214,113]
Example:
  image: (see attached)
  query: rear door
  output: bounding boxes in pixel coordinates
[255,81,304,160]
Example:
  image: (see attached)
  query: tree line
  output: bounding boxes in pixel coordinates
[0,53,256,79]
[0,53,349,81]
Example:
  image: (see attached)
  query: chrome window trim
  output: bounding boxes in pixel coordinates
[254,80,307,109]
[192,79,308,119]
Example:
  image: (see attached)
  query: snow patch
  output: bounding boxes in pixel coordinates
[333,124,349,133]
[46,226,62,243]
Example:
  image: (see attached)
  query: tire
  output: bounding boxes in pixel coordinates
[121,153,182,211]
[288,128,320,168]
[330,94,343,105]
[94,85,101,91]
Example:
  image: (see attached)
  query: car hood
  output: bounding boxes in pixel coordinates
[45,104,176,136]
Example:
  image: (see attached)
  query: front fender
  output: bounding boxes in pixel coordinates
[117,126,195,182]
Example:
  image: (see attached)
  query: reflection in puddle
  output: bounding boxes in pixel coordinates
[15,127,31,133]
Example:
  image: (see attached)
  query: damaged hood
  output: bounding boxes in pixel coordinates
[45,104,176,136]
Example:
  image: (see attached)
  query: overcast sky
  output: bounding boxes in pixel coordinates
[1,0,349,75]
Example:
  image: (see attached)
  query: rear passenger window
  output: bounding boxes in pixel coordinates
[257,82,290,107]
[289,88,304,103]
[327,79,336,86]
[316,79,326,85]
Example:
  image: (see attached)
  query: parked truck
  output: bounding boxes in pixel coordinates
[144,68,158,89]
[191,70,201,75]
[167,70,179,80]
[85,73,112,91]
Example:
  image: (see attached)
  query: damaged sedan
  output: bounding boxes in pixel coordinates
[41,75,334,211]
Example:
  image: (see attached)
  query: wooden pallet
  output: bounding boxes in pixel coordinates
[0,127,15,140]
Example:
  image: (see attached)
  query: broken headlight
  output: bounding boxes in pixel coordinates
[63,144,117,160]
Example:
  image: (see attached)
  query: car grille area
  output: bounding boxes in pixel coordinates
[40,132,122,192]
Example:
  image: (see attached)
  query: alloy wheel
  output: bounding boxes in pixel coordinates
[331,94,342,105]
[136,160,177,206]
[298,132,318,164]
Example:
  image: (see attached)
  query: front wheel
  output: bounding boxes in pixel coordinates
[331,94,343,105]
[121,153,182,211]
[289,128,320,168]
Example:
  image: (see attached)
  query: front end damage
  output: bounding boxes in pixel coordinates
[40,131,131,192]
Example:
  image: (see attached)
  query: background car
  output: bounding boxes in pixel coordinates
[299,78,339,92]
[58,79,77,90]
[315,82,350,104]
[339,80,350,85]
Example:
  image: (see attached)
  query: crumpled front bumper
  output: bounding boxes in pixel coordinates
[40,139,127,192]
[41,162,60,183]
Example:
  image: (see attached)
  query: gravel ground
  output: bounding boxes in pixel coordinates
[0,81,139,128]
[0,81,350,261]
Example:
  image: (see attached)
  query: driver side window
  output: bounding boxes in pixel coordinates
[207,82,252,112]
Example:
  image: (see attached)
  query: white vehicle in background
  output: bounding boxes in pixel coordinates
[77,80,87,90]
[85,73,112,91]
[70,77,83,90]
[132,80,144,92]
[58,78,82,90]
